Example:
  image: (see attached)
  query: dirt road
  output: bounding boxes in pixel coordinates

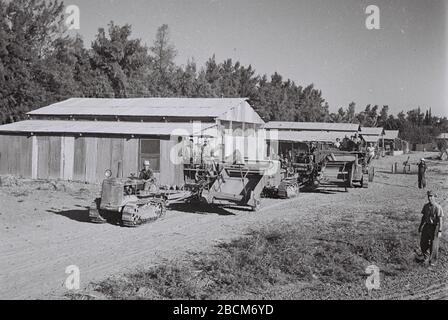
[0,152,446,299]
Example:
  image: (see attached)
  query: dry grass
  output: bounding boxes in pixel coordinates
[75,206,432,300]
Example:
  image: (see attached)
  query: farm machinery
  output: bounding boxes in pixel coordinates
[263,142,374,197]
[262,163,300,199]
[88,171,179,227]
[88,161,275,227]
[299,149,373,189]
[183,161,274,210]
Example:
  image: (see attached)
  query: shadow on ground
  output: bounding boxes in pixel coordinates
[47,204,122,226]
[168,203,236,216]
[47,207,92,223]
[374,181,417,189]
[375,169,416,175]
[300,188,348,195]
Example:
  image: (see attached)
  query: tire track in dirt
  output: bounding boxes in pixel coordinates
[0,190,343,299]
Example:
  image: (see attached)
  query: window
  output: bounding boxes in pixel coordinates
[139,139,160,171]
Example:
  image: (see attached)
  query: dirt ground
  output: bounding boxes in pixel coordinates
[0,151,447,300]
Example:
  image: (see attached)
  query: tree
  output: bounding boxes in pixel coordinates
[3,0,445,149]
[0,0,67,123]
[346,102,356,123]
[151,24,176,75]
[149,24,177,95]
[91,22,149,98]
[330,107,346,123]
[236,64,258,99]
[173,59,197,97]
[437,139,447,152]
[204,55,220,96]
[378,105,388,127]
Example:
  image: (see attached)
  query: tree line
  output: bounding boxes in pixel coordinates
[0,0,446,146]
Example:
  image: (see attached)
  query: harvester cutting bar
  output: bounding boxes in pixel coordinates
[193,162,272,210]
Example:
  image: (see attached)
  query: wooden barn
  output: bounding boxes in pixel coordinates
[359,127,385,146]
[0,98,265,185]
[382,130,408,155]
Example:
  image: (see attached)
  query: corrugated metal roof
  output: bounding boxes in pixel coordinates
[27,97,249,118]
[264,121,360,132]
[266,130,357,143]
[0,120,218,137]
[362,135,380,143]
[383,130,399,140]
[360,127,384,135]
[436,133,448,139]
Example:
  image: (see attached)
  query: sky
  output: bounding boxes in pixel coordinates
[66,0,447,117]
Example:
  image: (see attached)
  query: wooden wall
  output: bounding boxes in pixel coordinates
[0,135,33,177]
[0,134,185,186]
[159,137,184,186]
[77,137,139,183]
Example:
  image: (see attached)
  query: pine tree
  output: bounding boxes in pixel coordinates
[91,22,149,98]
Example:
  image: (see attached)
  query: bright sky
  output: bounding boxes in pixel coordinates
[66,0,447,117]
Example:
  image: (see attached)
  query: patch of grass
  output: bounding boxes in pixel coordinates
[91,263,201,300]
[78,208,440,300]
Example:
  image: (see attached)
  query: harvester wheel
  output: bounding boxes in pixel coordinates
[346,166,354,188]
[286,183,299,198]
[251,198,261,212]
[361,175,369,188]
[156,201,167,218]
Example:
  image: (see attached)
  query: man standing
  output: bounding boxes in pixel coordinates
[417,158,427,189]
[418,191,444,266]
[366,143,375,164]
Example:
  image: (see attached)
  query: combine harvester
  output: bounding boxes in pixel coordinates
[298,148,374,190]
[263,142,375,197]
[88,160,277,227]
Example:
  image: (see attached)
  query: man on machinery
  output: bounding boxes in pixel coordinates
[139,160,156,191]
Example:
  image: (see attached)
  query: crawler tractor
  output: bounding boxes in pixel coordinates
[262,163,300,199]
[88,170,169,227]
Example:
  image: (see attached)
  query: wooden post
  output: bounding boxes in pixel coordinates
[31,135,38,179]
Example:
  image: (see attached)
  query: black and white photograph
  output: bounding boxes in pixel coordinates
[0,0,447,304]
